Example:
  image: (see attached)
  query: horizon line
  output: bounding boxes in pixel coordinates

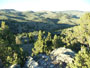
[0,8,90,12]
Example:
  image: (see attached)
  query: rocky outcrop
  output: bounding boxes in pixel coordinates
[50,47,75,67]
[24,47,75,68]
[34,54,57,68]
[24,54,59,68]
[24,56,39,68]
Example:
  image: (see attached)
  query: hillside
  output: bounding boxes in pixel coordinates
[0,9,84,34]
[0,9,90,68]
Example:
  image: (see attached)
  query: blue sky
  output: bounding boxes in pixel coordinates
[0,0,90,11]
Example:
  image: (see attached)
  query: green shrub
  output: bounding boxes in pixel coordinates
[0,21,27,67]
[67,46,90,68]
[0,45,26,67]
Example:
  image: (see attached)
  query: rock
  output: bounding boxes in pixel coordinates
[50,47,75,67]
[34,54,57,68]
[9,64,21,68]
[24,54,61,68]
[24,56,39,68]
[23,47,75,68]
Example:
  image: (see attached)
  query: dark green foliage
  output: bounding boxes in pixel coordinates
[67,46,90,68]
[0,9,81,34]
[32,30,44,56]
[0,10,89,68]
[0,45,26,67]
[32,31,63,55]
[28,32,34,43]
[45,32,52,47]
[61,13,90,52]
[0,21,27,67]
[44,32,52,54]
[0,21,15,45]
[52,34,61,48]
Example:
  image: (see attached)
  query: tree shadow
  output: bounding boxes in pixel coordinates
[0,18,76,34]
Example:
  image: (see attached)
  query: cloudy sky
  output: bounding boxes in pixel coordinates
[0,0,90,11]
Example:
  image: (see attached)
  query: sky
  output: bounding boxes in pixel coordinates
[0,0,90,11]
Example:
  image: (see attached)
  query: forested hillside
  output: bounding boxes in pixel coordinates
[0,9,90,68]
[0,9,83,33]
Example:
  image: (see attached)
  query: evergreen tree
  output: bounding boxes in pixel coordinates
[45,32,52,45]
[61,13,90,51]
[52,34,60,48]
[44,32,52,54]
[0,21,26,67]
[0,21,15,45]
[28,32,34,43]
[67,46,90,68]
[32,30,44,56]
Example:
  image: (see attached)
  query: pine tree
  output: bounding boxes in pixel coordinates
[28,32,34,43]
[67,46,90,68]
[45,32,52,45]
[44,32,52,54]
[52,34,60,48]
[0,21,15,45]
[32,30,44,56]
[0,21,25,67]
